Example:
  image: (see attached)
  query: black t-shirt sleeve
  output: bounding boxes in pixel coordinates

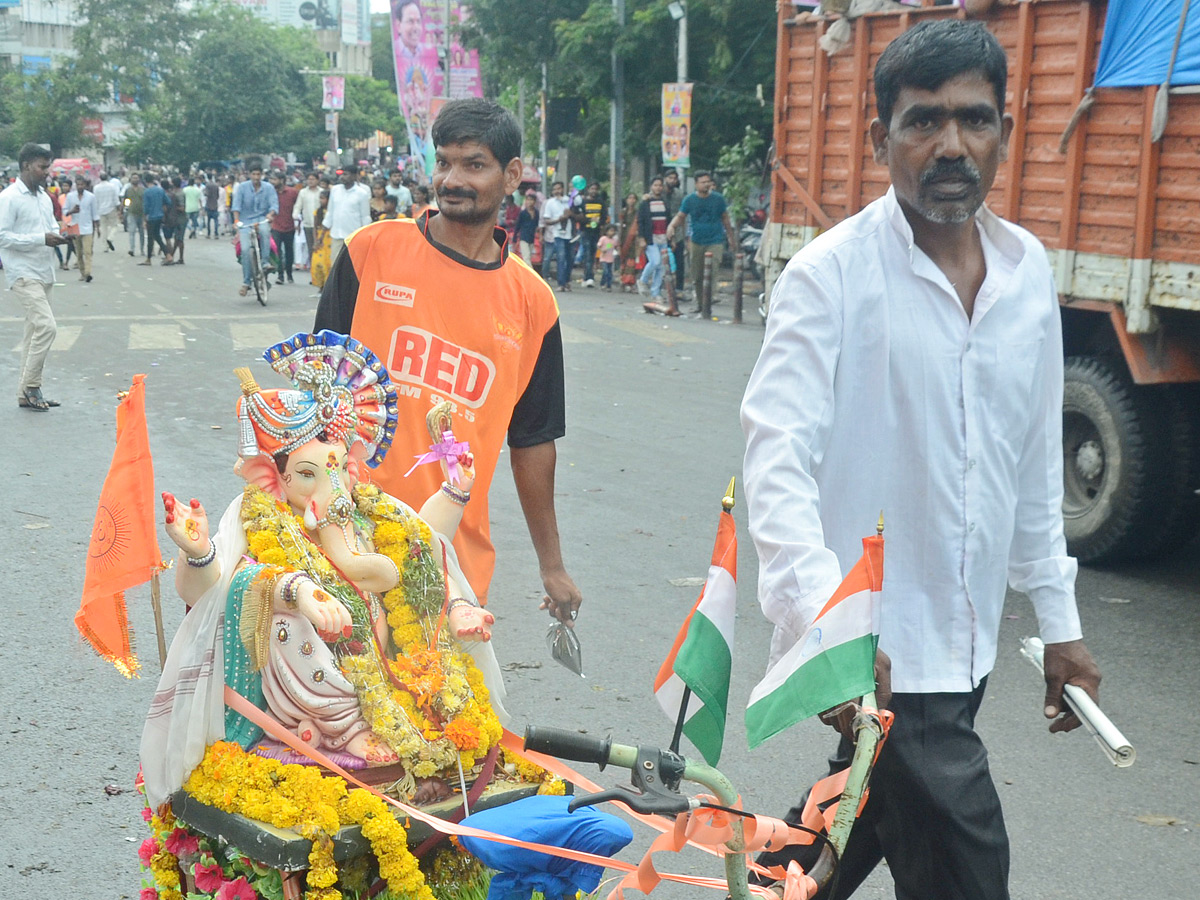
[507,320,566,448]
[314,246,361,334]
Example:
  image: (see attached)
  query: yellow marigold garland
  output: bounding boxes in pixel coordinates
[185,741,435,900]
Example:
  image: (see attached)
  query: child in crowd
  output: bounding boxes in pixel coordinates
[597,224,618,291]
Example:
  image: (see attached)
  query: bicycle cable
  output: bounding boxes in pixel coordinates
[696,801,842,899]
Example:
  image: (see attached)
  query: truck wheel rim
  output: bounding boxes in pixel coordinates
[1063,411,1107,518]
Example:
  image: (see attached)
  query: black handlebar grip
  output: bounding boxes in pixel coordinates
[524,725,612,767]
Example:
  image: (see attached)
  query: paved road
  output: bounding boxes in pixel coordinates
[1,235,1196,898]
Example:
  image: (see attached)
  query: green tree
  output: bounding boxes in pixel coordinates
[2,65,99,158]
[120,7,325,166]
[466,0,774,176]
[74,0,200,105]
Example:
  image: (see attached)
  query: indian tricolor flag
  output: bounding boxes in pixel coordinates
[745,533,884,747]
[653,499,737,766]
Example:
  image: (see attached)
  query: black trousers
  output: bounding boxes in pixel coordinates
[755,679,1009,900]
[146,219,169,258]
[271,229,295,279]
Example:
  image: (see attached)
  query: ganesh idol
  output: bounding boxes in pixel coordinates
[141,331,503,811]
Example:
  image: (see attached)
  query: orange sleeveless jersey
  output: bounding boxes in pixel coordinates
[343,218,561,601]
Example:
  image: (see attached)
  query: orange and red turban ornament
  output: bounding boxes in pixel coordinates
[234,330,398,468]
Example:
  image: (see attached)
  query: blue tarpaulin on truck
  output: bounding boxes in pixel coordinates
[1094,0,1200,88]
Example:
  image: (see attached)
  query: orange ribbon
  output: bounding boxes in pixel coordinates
[223,687,889,900]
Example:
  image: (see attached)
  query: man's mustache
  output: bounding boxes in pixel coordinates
[920,159,981,188]
[437,187,477,200]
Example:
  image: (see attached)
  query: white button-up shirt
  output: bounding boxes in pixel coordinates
[741,188,1081,694]
[93,179,120,216]
[0,179,59,288]
[325,182,371,240]
[67,188,98,235]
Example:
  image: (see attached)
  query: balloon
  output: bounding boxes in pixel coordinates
[571,175,586,191]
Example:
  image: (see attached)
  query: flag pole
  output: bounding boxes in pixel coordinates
[668,478,736,756]
[150,567,167,671]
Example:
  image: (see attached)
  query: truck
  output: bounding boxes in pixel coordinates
[763,0,1200,565]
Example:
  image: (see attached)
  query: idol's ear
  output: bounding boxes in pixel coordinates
[234,454,286,500]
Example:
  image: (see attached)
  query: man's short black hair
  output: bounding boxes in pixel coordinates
[650,175,664,185]
[431,98,521,166]
[17,143,50,169]
[873,20,1007,127]
[694,170,713,181]
[247,157,264,174]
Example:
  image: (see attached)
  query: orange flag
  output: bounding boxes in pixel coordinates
[77,374,162,677]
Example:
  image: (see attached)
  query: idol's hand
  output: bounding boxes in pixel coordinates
[296,579,353,642]
[162,492,210,557]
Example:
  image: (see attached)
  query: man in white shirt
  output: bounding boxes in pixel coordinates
[325,168,371,265]
[66,175,100,283]
[741,22,1100,899]
[384,169,413,217]
[0,143,72,411]
[92,172,121,252]
[540,181,573,291]
[294,172,323,270]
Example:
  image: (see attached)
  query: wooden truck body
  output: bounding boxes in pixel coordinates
[766,0,1200,562]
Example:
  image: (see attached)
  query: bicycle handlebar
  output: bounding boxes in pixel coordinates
[523,725,615,769]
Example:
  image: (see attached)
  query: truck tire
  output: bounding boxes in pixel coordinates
[1061,356,1169,564]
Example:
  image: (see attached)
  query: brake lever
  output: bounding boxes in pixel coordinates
[568,784,693,816]
[567,745,693,816]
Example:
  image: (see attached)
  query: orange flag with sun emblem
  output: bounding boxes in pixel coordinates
[76,374,162,677]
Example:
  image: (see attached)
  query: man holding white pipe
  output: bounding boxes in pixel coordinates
[742,21,1101,900]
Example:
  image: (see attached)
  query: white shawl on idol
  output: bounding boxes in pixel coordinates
[139,492,507,810]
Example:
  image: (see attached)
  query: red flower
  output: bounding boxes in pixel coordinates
[216,876,258,900]
[141,806,154,822]
[140,887,158,900]
[165,828,200,858]
[345,640,365,654]
[193,861,225,893]
[137,838,160,866]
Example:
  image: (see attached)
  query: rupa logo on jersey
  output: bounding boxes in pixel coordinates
[373,281,416,307]
[387,326,496,409]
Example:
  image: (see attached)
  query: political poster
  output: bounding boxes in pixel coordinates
[391,0,484,175]
[662,82,693,169]
[322,75,345,111]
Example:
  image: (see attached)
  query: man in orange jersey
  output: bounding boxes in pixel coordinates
[315,98,582,626]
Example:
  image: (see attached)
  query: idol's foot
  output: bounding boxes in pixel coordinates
[347,730,400,765]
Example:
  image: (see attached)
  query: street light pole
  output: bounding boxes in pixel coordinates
[610,0,625,222]
[677,3,687,83]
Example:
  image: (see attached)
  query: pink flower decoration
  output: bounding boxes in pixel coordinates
[193,861,226,893]
[140,887,158,900]
[137,837,160,866]
[216,876,258,900]
[141,806,154,822]
[165,828,199,858]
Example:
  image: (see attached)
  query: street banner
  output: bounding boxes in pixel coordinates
[325,112,338,133]
[391,1,483,175]
[661,82,693,168]
[653,481,737,766]
[77,375,163,678]
[322,75,345,110]
[746,532,884,747]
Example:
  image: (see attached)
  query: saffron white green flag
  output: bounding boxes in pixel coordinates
[653,506,737,766]
[745,534,884,748]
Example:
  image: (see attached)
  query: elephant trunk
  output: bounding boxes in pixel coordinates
[318,519,400,595]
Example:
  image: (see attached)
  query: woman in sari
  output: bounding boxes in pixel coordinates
[309,190,332,288]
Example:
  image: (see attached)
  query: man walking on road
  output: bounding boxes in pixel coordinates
[139,175,170,265]
[124,172,145,257]
[65,175,99,282]
[636,176,670,301]
[325,167,370,265]
[93,172,121,252]
[203,175,221,238]
[385,168,413,217]
[270,172,298,285]
[666,171,736,312]
[295,172,322,267]
[742,22,1101,900]
[314,97,583,624]
[0,143,72,411]
[540,181,573,291]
